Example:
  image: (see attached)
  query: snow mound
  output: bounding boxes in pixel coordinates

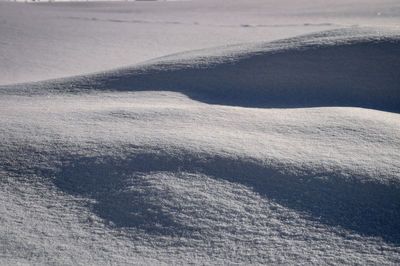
[1,28,400,264]
[18,27,398,113]
[53,149,400,244]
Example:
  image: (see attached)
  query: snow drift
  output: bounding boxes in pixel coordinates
[22,28,399,113]
[1,28,400,264]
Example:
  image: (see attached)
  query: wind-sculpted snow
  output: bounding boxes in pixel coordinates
[20,28,398,113]
[1,89,400,264]
[1,29,400,264]
[52,150,400,243]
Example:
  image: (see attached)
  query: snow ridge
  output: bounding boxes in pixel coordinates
[1,28,400,264]
[12,28,399,113]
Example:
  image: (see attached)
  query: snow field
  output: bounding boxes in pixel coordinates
[1,0,400,264]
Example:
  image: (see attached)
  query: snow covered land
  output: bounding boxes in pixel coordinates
[1,0,400,264]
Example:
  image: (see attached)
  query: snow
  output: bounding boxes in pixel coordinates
[1,0,399,85]
[1,0,400,265]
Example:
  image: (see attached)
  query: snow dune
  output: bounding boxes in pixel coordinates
[22,28,399,113]
[2,0,400,85]
[1,27,400,264]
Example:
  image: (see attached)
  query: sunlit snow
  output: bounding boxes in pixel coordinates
[1,0,400,264]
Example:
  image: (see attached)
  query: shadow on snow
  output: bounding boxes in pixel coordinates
[52,150,400,244]
[59,38,400,113]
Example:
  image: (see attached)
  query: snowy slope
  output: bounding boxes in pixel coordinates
[1,29,400,264]
[1,1,400,265]
[45,27,399,112]
[1,0,400,85]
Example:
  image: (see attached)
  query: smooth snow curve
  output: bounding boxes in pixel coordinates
[16,28,399,113]
[1,25,400,266]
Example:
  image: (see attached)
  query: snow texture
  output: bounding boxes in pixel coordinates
[1,0,400,265]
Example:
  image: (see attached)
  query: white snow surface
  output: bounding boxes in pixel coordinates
[1,0,400,265]
[1,0,400,85]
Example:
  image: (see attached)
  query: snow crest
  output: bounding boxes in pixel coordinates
[1,28,400,264]
[19,28,399,113]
